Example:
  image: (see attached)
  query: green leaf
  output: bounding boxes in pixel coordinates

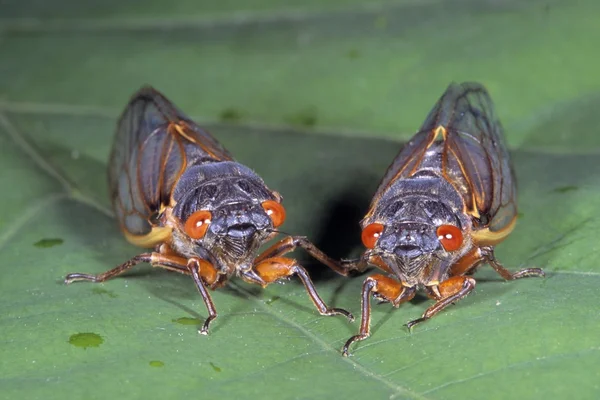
[1,1,599,399]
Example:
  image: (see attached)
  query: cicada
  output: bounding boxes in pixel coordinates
[342,82,545,356]
[65,87,352,333]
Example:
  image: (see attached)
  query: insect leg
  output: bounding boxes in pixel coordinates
[343,274,415,357]
[255,236,354,276]
[481,247,545,280]
[406,276,476,330]
[66,252,219,334]
[187,258,218,335]
[252,256,354,320]
[64,253,153,283]
[150,255,220,333]
[150,252,219,285]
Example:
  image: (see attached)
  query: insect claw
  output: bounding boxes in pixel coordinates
[323,308,354,322]
[341,309,355,322]
[199,314,216,335]
[512,267,545,279]
[342,334,368,357]
[240,269,267,286]
[405,316,428,331]
[64,273,96,284]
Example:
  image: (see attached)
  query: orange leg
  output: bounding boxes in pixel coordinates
[64,251,221,335]
[480,246,545,280]
[65,251,218,286]
[449,247,485,276]
[255,236,351,276]
[252,257,354,321]
[450,246,545,280]
[186,258,219,335]
[342,274,416,357]
[406,275,476,330]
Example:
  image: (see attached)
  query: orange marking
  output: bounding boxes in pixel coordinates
[172,122,227,161]
[197,259,218,285]
[449,246,483,276]
[254,257,295,284]
[171,122,197,144]
[434,125,447,140]
[437,276,469,298]
[408,126,443,177]
[472,215,517,246]
[370,274,403,301]
[368,255,394,275]
[124,226,172,248]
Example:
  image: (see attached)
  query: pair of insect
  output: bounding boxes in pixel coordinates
[65,82,544,356]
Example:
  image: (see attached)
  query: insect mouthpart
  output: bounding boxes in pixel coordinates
[226,223,258,238]
[394,244,423,258]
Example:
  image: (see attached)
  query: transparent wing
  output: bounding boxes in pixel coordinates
[373,82,516,233]
[108,87,234,237]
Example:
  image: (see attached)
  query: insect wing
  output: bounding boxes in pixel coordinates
[372,83,516,234]
[109,87,234,238]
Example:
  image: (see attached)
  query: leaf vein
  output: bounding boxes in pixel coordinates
[232,284,431,400]
[421,347,600,395]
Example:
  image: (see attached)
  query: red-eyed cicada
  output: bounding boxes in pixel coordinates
[342,82,545,356]
[65,87,352,333]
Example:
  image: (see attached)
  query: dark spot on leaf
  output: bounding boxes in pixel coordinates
[220,108,242,122]
[34,238,63,248]
[172,317,201,325]
[552,185,578,193]
[346,49,361,59]
[69,332,103,349]
[286,107,318,127]
[265,296,280,305]
[517,212,525,219]
[92,287,118,298]
[149,360,165,368]
[209,362,222,372]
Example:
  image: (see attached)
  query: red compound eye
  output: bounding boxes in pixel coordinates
[262,200,286,228]
[184,210,212,240]
[436,225,463,251]
[361,223,384,249]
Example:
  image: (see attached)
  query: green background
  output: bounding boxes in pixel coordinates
[1,0,599,399]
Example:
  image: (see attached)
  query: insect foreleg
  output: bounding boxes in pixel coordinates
[342,274,415,357]
[252,256,353,320]
[64,253,153,283]
[255,236,351,276]
[481,247,545,280]
[406,275,476,330]
[187,258,218,335]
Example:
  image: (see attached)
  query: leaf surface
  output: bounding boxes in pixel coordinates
[1,1,599,399]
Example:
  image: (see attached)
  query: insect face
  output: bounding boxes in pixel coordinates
[172,165,280,265]
[364,195,466,258]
